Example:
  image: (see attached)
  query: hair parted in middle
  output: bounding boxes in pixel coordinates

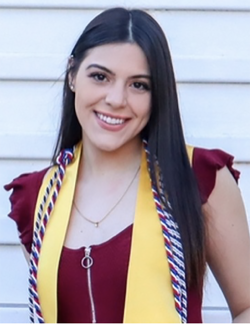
[53,7,206,290]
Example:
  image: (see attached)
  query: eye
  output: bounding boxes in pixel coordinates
[132,81,150,91]
[89,72,107,82]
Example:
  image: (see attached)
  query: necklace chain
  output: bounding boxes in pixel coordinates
[73,165,140,228]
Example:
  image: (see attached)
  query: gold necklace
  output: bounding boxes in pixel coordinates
[73,165,140,228]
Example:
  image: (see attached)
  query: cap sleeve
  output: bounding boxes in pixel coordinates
[192,147,240,204]
[4,169,48,253]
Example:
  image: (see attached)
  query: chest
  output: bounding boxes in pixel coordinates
[63,175,139,248]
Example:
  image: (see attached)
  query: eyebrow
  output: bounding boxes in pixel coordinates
[86,64,151,80]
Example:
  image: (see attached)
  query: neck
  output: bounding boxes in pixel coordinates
[79,137,142,181]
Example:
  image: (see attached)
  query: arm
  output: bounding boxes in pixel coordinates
[203,166,250,323]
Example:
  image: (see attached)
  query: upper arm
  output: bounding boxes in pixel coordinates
[203,166,250,319]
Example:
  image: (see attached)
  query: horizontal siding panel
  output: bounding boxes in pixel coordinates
[0,306,29,323]
[0,81,62,134]
[1,10,250,61]
[174,58,250,84]
[202,309,231,323]
[154,11,250,59]
[1,0,250,11]
[0,54,66,82]
[0,246,28,304]
[0,218,19,245]
[179,84,250,141]
[0,133,56,159]
[0,9,100,56]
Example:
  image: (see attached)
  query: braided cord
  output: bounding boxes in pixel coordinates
[143,140,187,323]
[28,148,74,323]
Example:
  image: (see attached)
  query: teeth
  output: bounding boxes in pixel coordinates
[97,113,125,125]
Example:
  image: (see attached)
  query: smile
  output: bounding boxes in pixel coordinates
[95,112,126,125]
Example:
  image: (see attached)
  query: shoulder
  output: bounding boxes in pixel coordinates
[4,168,49,193]
[188,146,240,204]
[4,167,50,253]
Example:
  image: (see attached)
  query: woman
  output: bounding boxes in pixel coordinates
[4,7,250,323]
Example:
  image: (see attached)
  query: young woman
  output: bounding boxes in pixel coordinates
[4,7,250,323]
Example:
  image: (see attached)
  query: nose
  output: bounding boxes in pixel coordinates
[105,82,127,109]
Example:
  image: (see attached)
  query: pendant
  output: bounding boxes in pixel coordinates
[95,222,99,228]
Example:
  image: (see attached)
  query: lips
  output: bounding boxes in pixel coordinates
[95,111,128,126]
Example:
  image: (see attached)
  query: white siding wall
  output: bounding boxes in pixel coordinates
[0,0,249,323]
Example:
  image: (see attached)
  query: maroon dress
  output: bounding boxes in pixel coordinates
[4,147,239,323]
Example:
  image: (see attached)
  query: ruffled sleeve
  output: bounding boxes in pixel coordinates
[4,169,48,253]
[192,147,240,204]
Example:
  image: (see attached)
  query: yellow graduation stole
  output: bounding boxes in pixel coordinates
[33,143,194,323]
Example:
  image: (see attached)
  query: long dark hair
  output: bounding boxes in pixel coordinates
[53,7,206,290]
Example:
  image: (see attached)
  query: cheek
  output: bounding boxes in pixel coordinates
[74,89,89,112]
[74,95,82,118]
[74,94,88,127]
[141,97,151,129]
[137,95,151,119]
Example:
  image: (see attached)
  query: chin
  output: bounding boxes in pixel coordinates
[97,143,122,153]
[93,138,130,153]
[85,133,141,153]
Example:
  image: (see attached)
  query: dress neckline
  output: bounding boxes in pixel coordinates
[63,223,133,252]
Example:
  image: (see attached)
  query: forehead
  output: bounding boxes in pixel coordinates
[81,43,149,74]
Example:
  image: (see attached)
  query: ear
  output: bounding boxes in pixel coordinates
[68,55,75,92]
[68,78,75,92]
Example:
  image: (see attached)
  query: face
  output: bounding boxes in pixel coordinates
[71,43,151,153]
